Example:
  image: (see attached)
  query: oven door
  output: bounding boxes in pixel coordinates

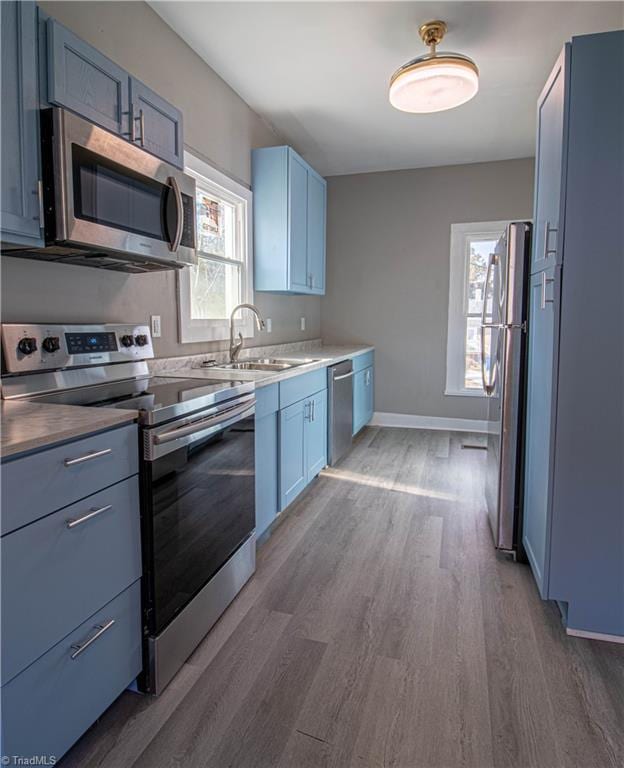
[141,395,256,637]
[46,108,196,267]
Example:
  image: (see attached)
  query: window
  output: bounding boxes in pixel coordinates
[177,152,253,343]
[445,220,509,396]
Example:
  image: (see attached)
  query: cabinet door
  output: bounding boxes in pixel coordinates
[307,171,326,294]
[279,399,307,509]
[522,267,558,597]
[531,46,569,275]
[305,389,327,483]
[130,78,183,168]
[288,150,309,292]
[1,1,43,246]
[353,369,367,436]
[47,18,130,136]
[255,411,279,536]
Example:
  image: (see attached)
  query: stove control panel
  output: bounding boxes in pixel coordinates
[1,324,154,374]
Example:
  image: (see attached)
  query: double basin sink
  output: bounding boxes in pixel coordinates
[203,357,320,372]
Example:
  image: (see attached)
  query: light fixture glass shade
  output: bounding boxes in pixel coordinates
[389,53,479,113]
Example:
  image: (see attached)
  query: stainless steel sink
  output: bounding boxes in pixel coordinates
[203,357,320,372]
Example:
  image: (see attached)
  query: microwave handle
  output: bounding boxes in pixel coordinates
[167,176,184,253]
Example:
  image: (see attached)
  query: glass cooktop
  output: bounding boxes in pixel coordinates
[32,375,254,425]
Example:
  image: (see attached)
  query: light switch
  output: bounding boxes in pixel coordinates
[151,315,162,338]
[300,316,306,331]
[265,318,272,333]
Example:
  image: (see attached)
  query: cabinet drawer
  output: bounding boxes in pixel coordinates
[352,350,374,373]
[1,476,140,685]
[279,369,327,409]
[1,423,138,535]
[255,382,279,419]
[1,580,141,761]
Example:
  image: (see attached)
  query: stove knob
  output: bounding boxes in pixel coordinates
[17,337,38,356]
[134,334,149,347]
[42,336,61,354]
[120,334,135,347]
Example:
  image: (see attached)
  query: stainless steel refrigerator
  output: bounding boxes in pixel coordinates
[481,221,532,554]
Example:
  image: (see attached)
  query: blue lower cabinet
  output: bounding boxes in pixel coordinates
[523,267,558,597]
[279,388,327,511]
[306,389,327,483]
[1,579,142,761]
[353,365,374,435]
[1,476,140,685]
[279,398,307,509]
[255,385,279,537]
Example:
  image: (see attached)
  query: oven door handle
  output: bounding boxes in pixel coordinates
[153,398,256,445]
[167,176,184,253]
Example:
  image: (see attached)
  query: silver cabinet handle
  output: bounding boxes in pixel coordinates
[304,402,311,422]
[543,220,558,259]
[66,504,112,529]
[540,271,555,310]
[64,448,112,467]
[311,400,315,421]
[138,108,145,147]
[70,619,115,660]
[167,176,184,253]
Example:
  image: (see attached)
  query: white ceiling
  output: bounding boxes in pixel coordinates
[150,1,623,176]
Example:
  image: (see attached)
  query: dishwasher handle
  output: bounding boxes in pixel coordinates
[333,370,354,382]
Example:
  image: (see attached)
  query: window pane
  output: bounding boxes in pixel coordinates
[190,257,241,320]
[467,237,498,315]
[464,316,483,389]
[196,190,237,260]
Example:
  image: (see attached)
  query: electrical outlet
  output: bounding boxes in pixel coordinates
[151,315,161,338]
[300,316,306,331]
[265,318,272,333]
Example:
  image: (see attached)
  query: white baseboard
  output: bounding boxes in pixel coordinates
[566,627,624,644]
[371,411,488,433]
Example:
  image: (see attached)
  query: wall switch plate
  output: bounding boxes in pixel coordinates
[265,318,272,333]
[300,316,306,331]
[151,315,162,338]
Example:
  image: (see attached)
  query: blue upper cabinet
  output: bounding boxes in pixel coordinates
[45,17,183,167]
[252,146,327,294]
[129,78,184,168]
[531,45,569,275]
[0,1,44,248]
[47,18,131,137]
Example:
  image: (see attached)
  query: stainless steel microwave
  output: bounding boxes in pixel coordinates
[39,108,196,272]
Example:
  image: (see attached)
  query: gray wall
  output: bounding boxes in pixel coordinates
[321,158,535,421]
[0,1,320,358]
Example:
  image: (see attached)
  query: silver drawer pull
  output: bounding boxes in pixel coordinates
[333,371,354,381]
[70,619,115,660]
[66,504,112,529]
[64,448,112,467]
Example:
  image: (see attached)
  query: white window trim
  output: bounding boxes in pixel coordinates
[177,151,254,344]
[445,220,509,397]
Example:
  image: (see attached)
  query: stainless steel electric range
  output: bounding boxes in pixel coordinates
[1,323,257,694]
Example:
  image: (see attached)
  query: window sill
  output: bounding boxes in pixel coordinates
[444,388,487,398]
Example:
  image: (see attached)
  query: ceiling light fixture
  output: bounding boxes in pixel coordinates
[389,20,479,113]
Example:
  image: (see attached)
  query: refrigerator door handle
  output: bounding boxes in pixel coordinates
[481,252,497,396]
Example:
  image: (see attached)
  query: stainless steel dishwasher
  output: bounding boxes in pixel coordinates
[328,360,354,465]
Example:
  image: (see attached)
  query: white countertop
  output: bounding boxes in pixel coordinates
[165,344,374,387]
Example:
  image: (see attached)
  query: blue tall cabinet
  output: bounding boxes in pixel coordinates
[523,31,624,638]
[1,1,44,248]
[252,146,326,295]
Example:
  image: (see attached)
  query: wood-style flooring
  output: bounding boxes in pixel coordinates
[61,428,624,768]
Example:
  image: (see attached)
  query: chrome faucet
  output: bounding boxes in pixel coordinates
[229,303,266,362]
